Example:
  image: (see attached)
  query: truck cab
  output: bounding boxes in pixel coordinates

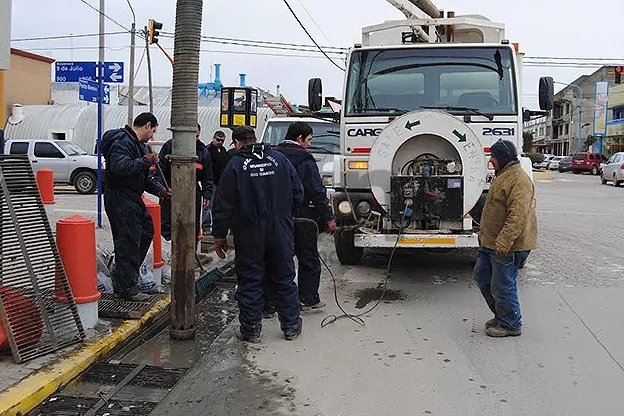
[308,10,553,265]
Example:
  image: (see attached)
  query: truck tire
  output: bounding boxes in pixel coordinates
[334,227,363,265]
[74,171,97,194]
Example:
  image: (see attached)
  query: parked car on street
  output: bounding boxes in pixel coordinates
[571,152,607,175]
[548,156,564,170]
[4,139,103,194]
[600,152,624,186]
[557,156,572,172]
[538,154,555,169]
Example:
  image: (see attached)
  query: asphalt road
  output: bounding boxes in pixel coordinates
[62,173,624,416]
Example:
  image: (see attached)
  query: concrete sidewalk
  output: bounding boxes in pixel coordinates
[0,251,235,416]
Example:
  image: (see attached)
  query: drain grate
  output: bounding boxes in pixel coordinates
[29,396,157,415]
[29,363,187,415]
[0,155,85,363]
[98,293,161,319]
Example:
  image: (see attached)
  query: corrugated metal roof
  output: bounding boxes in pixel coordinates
[4,104,276,153]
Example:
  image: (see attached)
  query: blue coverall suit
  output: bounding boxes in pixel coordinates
[212,143,304,338]
[156,139,214,242]
[101,126,165,299]
[275,140,334,306]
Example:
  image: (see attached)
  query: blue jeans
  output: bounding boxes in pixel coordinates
[201,185,216,232]
[474,247,530,330]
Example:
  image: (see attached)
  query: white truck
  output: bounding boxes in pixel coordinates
[4,139,103,194]
[307,0,554,264]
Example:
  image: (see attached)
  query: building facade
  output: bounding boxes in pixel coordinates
[3,48,55,122]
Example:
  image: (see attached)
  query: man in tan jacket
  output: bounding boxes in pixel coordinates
[475,139,538,337]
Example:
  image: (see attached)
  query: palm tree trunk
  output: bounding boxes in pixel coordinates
[169,0,203,340]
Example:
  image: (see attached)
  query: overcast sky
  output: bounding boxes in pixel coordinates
[10,0,622,109]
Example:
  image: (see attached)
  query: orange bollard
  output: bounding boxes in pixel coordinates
[36,168,55,205]
[54,215,100,304]
[143,197,164,269]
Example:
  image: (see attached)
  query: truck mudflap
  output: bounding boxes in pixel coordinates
[354,232,479,248]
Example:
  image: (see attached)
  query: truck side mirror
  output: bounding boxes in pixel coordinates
[539,77,554,111]
[522,108,531,122]
[308,78,323,112]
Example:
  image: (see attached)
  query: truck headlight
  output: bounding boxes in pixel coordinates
[356,200,371,216]
[338,201,352,215]
[322,175,333,186]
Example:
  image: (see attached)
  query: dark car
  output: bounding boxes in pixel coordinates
[558,156,572,172]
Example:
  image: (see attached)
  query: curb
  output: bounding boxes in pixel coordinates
[0,297,171,416]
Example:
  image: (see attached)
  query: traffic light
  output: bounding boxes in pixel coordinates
[616,66,623,84]
[148,19,163,44]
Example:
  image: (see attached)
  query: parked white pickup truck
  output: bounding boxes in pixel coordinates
[3,139,103,194]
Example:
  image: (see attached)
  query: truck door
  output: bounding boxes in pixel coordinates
[32,142,70,183]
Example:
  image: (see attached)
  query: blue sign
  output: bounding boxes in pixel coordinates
[55,61,124,83]
[79,79,110,105]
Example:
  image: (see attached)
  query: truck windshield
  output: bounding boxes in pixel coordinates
[56,141,89,156]
[263,121,340,154]
[345,46,517,117]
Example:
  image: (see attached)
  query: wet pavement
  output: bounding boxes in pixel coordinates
[150,173,624,416]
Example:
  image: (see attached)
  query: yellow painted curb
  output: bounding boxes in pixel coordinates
[0,297,171,416]
[533,170,553,180]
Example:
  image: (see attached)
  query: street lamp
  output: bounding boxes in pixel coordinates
[554,81,583,150]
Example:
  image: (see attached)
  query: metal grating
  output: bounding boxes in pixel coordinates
[98,293,160,319]
[0,155,85,363]
[29,396,157,415]
[29,363,187,415]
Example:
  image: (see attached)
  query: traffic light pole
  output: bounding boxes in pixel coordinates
[127,0,136,125]
[145,26,154,113]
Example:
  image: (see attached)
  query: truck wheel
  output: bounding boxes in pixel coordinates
[334,227,363,265]
[74,171,97,194]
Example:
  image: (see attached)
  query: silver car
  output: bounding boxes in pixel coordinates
[601,152,624,186]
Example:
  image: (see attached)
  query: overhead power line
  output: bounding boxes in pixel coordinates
[78,0,131,32]
[281,0,345,71]
[12,32,128,42]
[160,31,346,51]
[294,0,331,43]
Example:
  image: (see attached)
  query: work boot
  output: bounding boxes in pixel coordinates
[486,325,522,338]
[485,317,498,329]
[301,301,326,312]
[284,326,302,341]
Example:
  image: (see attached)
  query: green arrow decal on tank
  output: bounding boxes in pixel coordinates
[405,120,421,130]
[452,129,467,142]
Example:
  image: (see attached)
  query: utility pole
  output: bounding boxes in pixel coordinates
[96,0,105,229]
[145,26,154,113]
[126,0,136,125]
[169,0,203,341]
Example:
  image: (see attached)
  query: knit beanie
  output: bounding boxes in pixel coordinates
[490,139,518,168]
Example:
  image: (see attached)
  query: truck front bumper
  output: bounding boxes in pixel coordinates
[354,232,479,248]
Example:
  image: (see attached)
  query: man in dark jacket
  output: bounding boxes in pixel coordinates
[212,125,304,343]
[100,112,168,301]
[157,123,214,243]
[202,130,228,234]
[272,121,337,311]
